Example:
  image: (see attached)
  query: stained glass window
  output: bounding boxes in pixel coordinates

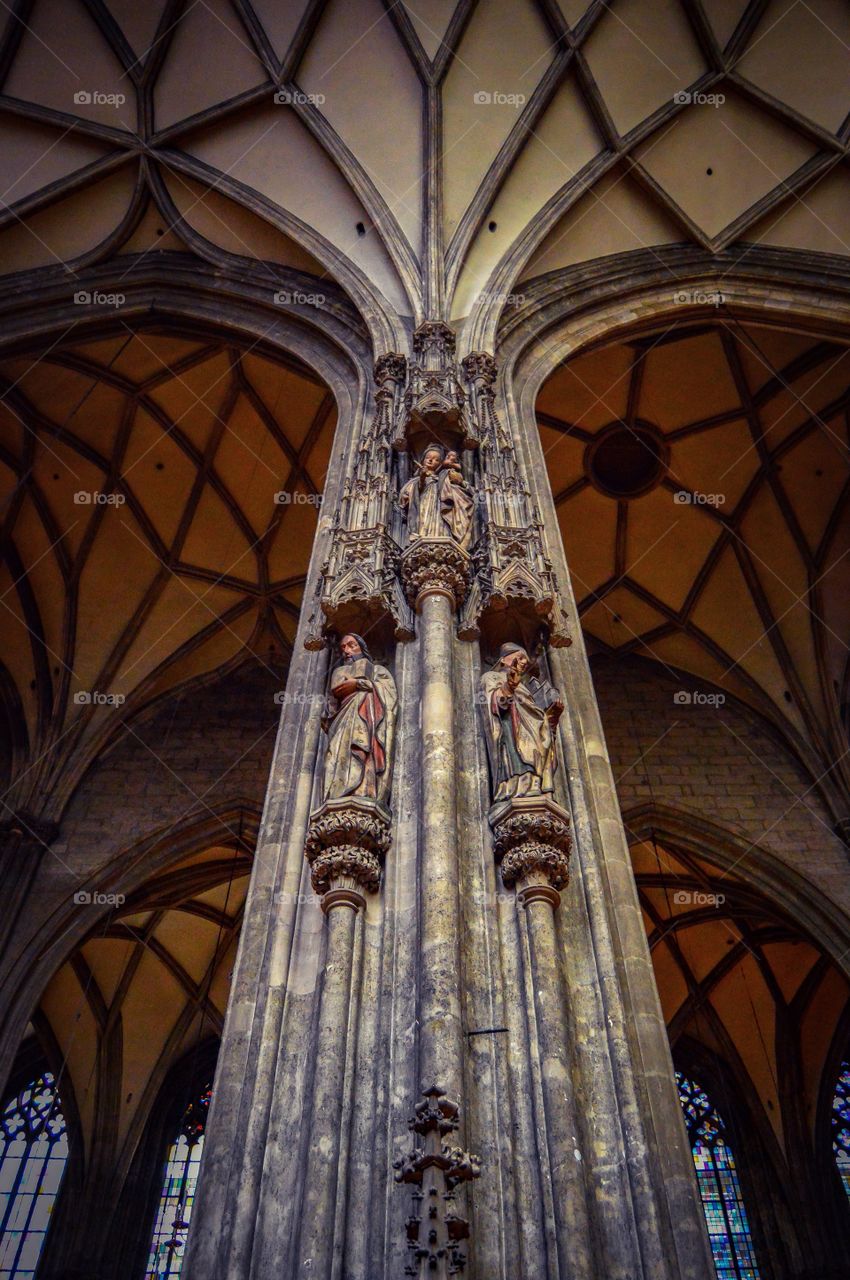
[832,1059,850,1204]
[676,1071,760,1280]
[145,1085,211,1279]
[0,1071,68,1279]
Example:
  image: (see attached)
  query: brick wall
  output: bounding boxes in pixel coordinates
[591,654,850,916]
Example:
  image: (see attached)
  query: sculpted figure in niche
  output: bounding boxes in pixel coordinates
[480,644,564,803]
[321,633,397,807]
[399,443,474,550]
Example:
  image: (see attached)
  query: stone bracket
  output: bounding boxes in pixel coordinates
[489,794,572,906]
[304,797,392,910]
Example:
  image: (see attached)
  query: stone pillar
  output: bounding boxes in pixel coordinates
[294,800,390,1274]
[401,540,469,1098]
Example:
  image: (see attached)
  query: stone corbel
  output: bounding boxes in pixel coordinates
[489,793,572,909]
[304,796,392,912]
[400,538,471,613]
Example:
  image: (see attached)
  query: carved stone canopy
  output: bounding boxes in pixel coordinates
[489,794,573,907]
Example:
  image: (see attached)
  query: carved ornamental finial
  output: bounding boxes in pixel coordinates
[394,1087,482,1279]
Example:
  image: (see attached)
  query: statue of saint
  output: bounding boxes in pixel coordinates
[480,644,564,803]
[399,443,474,550]
[321,633,398,807]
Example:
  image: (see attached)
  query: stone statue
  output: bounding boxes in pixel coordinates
[321,633,398,807]
[480,643,564,803]
[399,443,474,550]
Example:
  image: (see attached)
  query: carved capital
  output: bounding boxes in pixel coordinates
[394,1087,481,1278]
[0,811,60,850]
[305,798,391,909]
[489,795,572,904]
[400,538,471,611]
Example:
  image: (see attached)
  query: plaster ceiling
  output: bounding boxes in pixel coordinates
[0,326,334,810]
[538,317,850,790]
[632,835,850,1153]
[0,0,847,322]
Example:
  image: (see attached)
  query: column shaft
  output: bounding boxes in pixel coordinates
[294,901,362,1275]
[417,590,464,1097]
[523,899,594,1280]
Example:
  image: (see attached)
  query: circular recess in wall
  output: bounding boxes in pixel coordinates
[585,421,667,499]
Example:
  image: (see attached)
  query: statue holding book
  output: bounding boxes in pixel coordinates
[479,643,564,803]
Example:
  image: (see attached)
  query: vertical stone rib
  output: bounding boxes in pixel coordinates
[294,900,362,1275]
[417,589,464,1099]
[522,898,594,1280]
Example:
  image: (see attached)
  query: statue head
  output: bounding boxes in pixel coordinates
[495,643,530,675]
[340,632,372,662]
[420,444,445,474]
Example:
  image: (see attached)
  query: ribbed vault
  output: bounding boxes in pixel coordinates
[35,842,249,1167]
[631,833,850,1155]
[538,315,850,796]
[0,0,848,326]
[0,325,335,812]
